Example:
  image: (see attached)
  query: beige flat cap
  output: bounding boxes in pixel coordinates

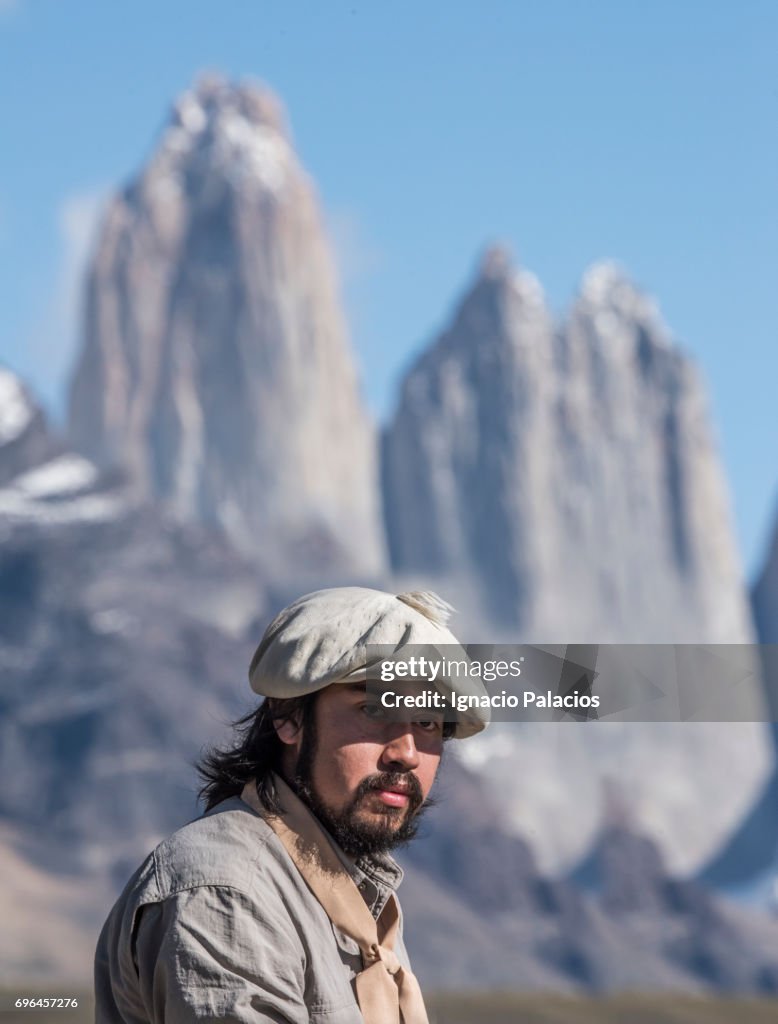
[249,587,489,738]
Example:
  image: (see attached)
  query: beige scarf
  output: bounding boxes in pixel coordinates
[241,776,429,1024]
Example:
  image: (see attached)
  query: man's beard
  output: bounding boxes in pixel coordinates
[291,725,432,858]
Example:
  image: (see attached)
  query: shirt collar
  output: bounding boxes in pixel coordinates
[249,774,405,920]
[314,813,404,920]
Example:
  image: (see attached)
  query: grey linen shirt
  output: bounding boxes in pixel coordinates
[94,791,411,1023]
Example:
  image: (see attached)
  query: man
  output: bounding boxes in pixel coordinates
[94,587,488,1023]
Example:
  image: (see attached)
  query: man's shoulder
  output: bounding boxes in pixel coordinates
[151,794,277,899]
[97,795,305,954]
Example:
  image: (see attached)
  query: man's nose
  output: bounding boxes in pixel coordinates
[380,727,420,770]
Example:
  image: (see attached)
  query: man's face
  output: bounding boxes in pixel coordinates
[280,682,445,857]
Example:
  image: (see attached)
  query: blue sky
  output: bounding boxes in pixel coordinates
[1,0,776,578]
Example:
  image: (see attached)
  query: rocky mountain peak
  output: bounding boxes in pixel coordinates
[384,247,764,891]
[477,242,513,281]
[383,254,756,642]
[382,250,556,616]
[183,74,288,133]
[470,243,547,314]
[150,77,293,200]
[67,79,384,577]
[408,249,551,383]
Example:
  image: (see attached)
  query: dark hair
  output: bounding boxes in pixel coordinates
[196,694,318,813]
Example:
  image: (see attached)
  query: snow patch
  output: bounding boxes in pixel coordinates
[0,486,126,525]
[156,87,293,197]
[0,452,128,524]
[457,727,518,768]
[215,112,290,193]
[13,454,97,498]
[513,269,546,309]
[0,368,34,445]
[580,261,627,305]
[175,93,207,134]
[578,261,669,341]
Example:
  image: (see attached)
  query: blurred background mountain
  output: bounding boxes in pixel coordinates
[1,1,777,999]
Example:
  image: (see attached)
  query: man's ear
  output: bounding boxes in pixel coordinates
[275,717,302,745]
[269,700,304,748]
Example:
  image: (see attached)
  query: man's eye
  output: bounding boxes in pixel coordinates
[362,702,385,720]
[415,719,442,733]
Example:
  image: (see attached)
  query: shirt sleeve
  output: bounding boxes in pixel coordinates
[132,884,310,1024]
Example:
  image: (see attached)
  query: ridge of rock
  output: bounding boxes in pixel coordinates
[382,249,767,879]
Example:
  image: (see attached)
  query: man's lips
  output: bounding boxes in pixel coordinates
[368,784,411,809]
[354,772,422,814]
